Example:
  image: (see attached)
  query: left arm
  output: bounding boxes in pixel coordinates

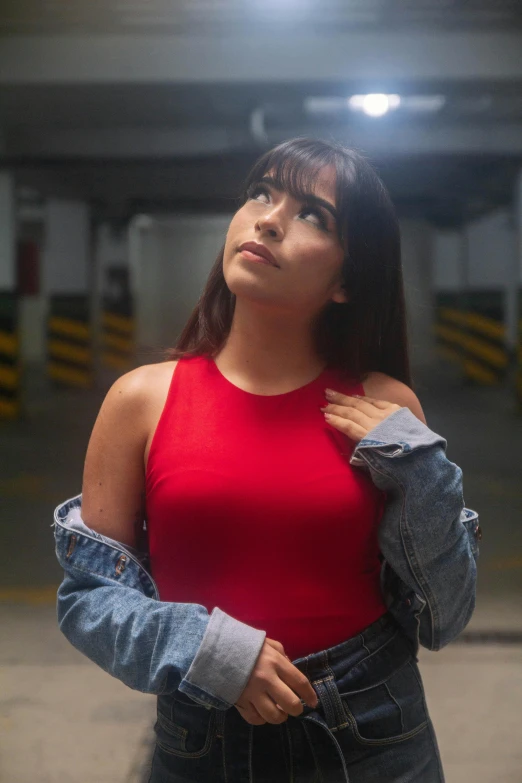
[321,372,480,650]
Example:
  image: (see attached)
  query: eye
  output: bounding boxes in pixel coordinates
[299,205,328,231]
[247,184,270,203]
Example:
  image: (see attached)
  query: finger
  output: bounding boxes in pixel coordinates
[278,662,318,710]
[354,395,395,411]
[324,414,367,441]
[325,390,387,411]
[236,702,267,725]
[347,395,390,411]
[325,404,376,430]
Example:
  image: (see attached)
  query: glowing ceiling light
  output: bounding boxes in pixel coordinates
[349,94,401,117]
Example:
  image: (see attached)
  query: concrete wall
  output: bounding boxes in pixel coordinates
[131,215,231,352]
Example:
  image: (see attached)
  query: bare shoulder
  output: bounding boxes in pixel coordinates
[81,360,179,544]
[362,371,427,425]
[107,360,178,410]
[93,360,179,449]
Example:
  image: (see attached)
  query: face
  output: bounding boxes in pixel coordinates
[222,164,348,315]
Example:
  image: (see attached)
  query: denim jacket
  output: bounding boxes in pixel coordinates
[52,407,480,712]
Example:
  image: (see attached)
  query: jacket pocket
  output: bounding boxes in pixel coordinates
[154,690,218,758]
[339,659,429,746]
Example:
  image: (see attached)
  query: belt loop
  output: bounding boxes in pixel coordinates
[312,676,348,731]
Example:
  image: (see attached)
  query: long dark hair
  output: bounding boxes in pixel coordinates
[166,137,412,387]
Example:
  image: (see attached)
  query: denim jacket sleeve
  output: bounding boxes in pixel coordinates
[53,498,266,710]
[349,406,480,651]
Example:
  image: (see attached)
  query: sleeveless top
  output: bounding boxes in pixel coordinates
[145,355,388,661]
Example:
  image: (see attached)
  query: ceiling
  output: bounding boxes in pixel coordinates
[2,3,522,227]
[2,0,522,35]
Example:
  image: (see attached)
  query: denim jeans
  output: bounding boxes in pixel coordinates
[147,612,444,782]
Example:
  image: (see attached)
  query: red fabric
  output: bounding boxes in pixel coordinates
[146,355,387,660]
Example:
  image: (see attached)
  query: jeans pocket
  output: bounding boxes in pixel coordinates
[154,690,217,758]
[339,659,428,746]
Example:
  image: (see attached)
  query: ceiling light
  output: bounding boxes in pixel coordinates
[349,94,401,117]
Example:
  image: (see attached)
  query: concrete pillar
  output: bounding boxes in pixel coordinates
[400,219,436,372]
[0,172,19,418]
[17,198,46,367]
[433,229,465,293]
[94,222,134,378]
[44,199,94,387]
[43,200,90,295]
[0,173,15,290]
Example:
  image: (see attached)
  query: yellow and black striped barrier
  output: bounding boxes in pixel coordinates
[0,291,20,419]
[435,291,509,385]
[100,309,135,373]
[47,295,93,388]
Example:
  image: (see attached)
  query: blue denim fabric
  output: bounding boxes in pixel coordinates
[52,407,480,713]
[147,613,444,782]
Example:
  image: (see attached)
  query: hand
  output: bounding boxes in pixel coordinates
[320,389,402,444]
[234,638,319,726]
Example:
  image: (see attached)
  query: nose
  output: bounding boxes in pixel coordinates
[255,208,284,241]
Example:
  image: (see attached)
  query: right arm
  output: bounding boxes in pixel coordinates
[56,365,266,707]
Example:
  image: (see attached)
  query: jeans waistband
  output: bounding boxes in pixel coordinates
[291,611,399,683]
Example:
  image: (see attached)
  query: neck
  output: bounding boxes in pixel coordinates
[214,298,326,386]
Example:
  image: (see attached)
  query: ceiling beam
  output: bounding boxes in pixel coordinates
[6,122,522,159]
[2,31,522,85]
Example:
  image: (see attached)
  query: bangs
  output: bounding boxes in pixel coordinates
[241,138,356,245]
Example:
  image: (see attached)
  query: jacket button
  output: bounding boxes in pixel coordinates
[476,526,482,541]
[115,555,127,574]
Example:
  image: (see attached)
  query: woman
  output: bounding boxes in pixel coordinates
[53,138,480,782]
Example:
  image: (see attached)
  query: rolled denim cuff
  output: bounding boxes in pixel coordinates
[350,407,447,466]
[178,607,267,709]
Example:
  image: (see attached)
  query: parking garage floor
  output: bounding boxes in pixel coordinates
[1,363,521,782]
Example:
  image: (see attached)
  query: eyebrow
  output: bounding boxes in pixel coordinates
[258,176,339,222]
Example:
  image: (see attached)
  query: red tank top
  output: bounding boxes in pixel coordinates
[145,355,387,660]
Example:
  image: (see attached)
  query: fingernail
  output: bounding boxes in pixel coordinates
[325,389,335,398]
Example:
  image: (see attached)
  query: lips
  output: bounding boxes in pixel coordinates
[238,242,279,267]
